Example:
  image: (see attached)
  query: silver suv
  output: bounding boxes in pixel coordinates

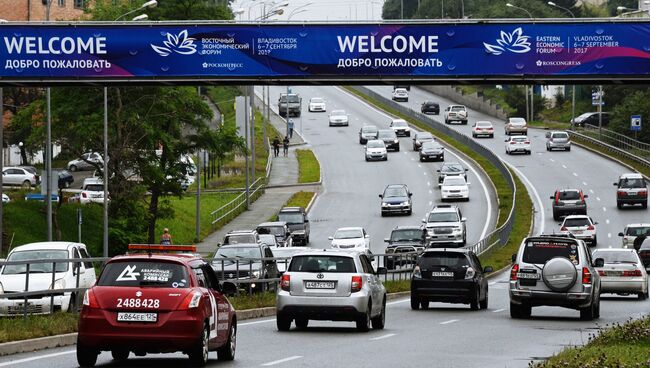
[276,250,387,332]
[422,205,467,247]
[509,236,603,320]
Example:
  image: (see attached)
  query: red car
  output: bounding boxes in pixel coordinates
[77,245,237,367]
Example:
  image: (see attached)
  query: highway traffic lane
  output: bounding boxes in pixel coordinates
[367,85,645,248]
[6,272,647,368]
[262,85,496,251]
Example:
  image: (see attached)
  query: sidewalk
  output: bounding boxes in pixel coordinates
[196,95,318,256]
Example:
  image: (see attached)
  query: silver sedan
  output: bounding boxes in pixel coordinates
[593,248,649,300]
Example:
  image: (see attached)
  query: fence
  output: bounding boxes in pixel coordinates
[568,124,650,170]
[350,86,517,257]
[209,177,266,229]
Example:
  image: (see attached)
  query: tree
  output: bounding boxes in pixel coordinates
[611,90,650,143]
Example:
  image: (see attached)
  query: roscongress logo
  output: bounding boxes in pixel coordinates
[151,30,197,57]
[484,28,531,55]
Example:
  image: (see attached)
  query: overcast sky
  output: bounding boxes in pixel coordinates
[231,0,385,22]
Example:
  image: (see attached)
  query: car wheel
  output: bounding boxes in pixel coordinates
[592,236,597,247]
[295,318,308,330]
[216,319,237,361]
[356,301,371,332]
[69,165,77,172]
[410,294,420,310]
[444,119,449,124]
[480,290,488,310]
[470,289,480,310]
[381,211,386,217]
[489,134,494,138]
[371,298,386,330]
[407,209,412,216]
[76,337,99,367]
[580,301,597,321]
[509,302,531,319]
[638,292,649,300]
[277,313,292,331]
[462,232,467,245]
[111,349,129,361]
[566,147,571,151]
[188,324,210,367]
[22,180,31,189]
[617,202,623,209]
[642,201,648,209]
[546,146,550,151]
[305,235,310,244]
[365,157,369,162]
[395,147,400,152]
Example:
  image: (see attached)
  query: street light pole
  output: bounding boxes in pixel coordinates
[506,3,533,18]
[547,2,576,130]
[103,87,108,257]
[0,88,4,253]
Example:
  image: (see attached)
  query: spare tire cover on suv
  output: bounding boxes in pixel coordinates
[542,257,577,292]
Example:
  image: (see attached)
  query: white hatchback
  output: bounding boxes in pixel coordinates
[364,140,388,161]
[505,135,531,155]
[0,242,96,316]
[560,215,598,246]
[329,227,371,250]
[440,175,470,201]
[329,110,349,126]
[308,97,326,112]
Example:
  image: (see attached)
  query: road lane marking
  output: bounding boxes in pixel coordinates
[418,164,422,168]
[603,206,607,212]
[370,333,396,341]
[429,201,433,206]
[0,350,75,367]
[590,189,594,194]
[507,164,545,234]
[596,197,601,201]
[493,308,506,313]
[240,319,276,326]
[583,181,588,186]
[549,158,555,162]
[427,181,431,186]
[573,172,578,177]
[440,319,459,325]
[411,158,415,161]
[608,233,612,238]
[262,356,303,366]
[387,299,410,306]
[429,190,433,194]
[606,219,610,224]
[424,172,427,176]
[562,164,567,169]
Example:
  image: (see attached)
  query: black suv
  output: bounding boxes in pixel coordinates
[211,243,278,293]
[421,101,440,115]
[379,184,413,216]
[551,189,588,221]
[278,207,310,245]
[411,248,492,310]
[383,226,425,269]
[377,129,400,151]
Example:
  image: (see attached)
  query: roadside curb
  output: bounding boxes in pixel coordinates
[265,182,321,189]
[0,332,77,357]
[305,191,318,213]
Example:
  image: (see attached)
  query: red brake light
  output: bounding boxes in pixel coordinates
[280,274,290,292]
[587,225,595,231]
[179,291,202,310]
[579,191,585,203]
[351,276,363,293]
[640,189,648,198]
[510,141,516,144]
[560,226,567,231]
[510,264,519,281]
[582,267,592,284]
[555,191,560,205]
[524,140,530,144]
[82,289,99,309]
[622,269,642,277]
[617,191,627,197]
[82,192,88,198]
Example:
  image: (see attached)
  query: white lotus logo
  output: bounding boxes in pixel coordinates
[151,30,197,57]
[483,28,531,55]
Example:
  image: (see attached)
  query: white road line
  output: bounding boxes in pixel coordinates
[508,163,546,234]
[427,181,431,186]
[583,181,588,186]
[370,333,396,341]
[603,206,607,212]
[606,219,610,224]
[589,189,594,194]
[0,350,75,367]
[262,356,303,366]
[424,172,427,176]
[239,318,276,326]
[429,201,433,206]
[549,158,555,162]
[336,86,493,240]
[493,308,506,313]
[608,233,612,238]
[596,197,601,201]
[418,164,422,168]
[440,319,459,325]
[573,172,578,177]
[562,164,567,169]
[387,299,410,306]
[411,158,415,161]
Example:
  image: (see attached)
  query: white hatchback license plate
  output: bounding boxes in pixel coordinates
[117,312,157,323]
[517,272,540,279]
[430,272,454,277]
[305,281,335,289]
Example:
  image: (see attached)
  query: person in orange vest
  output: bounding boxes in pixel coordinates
[160,228,173,245]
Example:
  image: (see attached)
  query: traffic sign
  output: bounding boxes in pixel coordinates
[592,91,604,106]
[631,115,642,132]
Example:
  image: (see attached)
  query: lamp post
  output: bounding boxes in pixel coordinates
[287,3,312,19]
[115,0,157,21]
[547,1,574,17]
[505,3,533,18]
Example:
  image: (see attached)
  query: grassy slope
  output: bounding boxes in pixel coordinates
[0,312,79,343]
[268,191,316,221]
[295,149,321,183]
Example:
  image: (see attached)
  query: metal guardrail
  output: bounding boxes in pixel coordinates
[568,128,650,171]
[0,253,417,316]
[350,86,517,257]
[209,177,265,228]
[581,123,650,157]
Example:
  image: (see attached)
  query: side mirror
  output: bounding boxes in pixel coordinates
[583,195,589,198]
[504,139,509,142]
[461,217,467,222]
[613,182,618,186]
[594,222,599,225]
[304,219,309,223]
[511,253,517,263]
[593,258,605,268]
[436,170,441,172]
[465,169,468,172]
[376,267,388,275]
[365,234,370,238]
[328,236,334,240]
[384,238,390,243]
[378,194,383,198]
[618,232,624,237]
[422,218,426,223]
[549,196,555,199]
[74,264,86,275]
[221,281,238,297]
[408,192,413,197]
[483,266,494,273]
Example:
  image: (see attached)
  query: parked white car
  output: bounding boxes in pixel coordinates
[560,215,598,246]
[0,242,96,316]
[364,139,388,162]
[505,135,531,155]
[391,88,409,102]
[308,97,326,112]
[440,175,470,201]
[329,109,349,126]
[329,227,370,250]
[2,193,9,203]
[67,152,103,172]
[74,178,108,205]
[2,167,39,188]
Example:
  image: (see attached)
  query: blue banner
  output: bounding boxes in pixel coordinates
[0,21,650,82]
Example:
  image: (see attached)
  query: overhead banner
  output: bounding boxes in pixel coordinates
[1,21,650,83]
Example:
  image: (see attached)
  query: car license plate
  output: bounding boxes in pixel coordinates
[573,230,583,234]
[117,312,157,323]
[305,281,335,289]
[628,191,637,196]
[517,272,540,279]
[430,272,453,277]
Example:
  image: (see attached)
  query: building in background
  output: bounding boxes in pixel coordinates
[0,0,87,22]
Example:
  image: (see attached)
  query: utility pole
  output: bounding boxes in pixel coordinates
[102,87,108,257]
[244,93,250,209]
[249,86,255,184]
[598,85,603,139]
[45,0,53,242]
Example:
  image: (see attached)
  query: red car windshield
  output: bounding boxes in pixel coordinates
[98,261,189,288]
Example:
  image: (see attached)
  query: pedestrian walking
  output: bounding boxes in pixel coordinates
[283,136,290,157]
[272,137,281,157]
[288,119,295,139]
[160,228,173,245]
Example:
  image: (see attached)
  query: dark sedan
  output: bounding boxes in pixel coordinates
[411,248,492,310]
[437,162,468,184]
[377,129,400,151]
[412,131,435,151]
[419,141,445,162]
[58,169,74,189]
[421,101,440,115]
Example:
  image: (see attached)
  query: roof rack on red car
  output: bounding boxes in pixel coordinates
[127,244,197,254]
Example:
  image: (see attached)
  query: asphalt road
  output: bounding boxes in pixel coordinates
[262,85,497,253]
[367,85,647,247]
[3,271,648,368]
